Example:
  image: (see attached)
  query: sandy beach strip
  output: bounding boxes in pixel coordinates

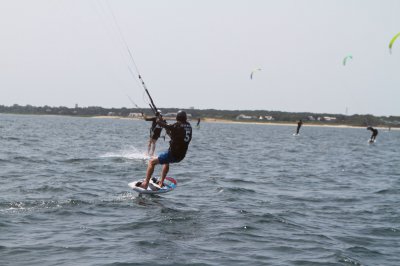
[92,116,398,130]
[202,118,398,130]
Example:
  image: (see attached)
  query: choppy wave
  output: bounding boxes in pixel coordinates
[100,146,151,160]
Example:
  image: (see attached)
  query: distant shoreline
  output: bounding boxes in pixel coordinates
[1,113,397,130]
[2,105,399,128]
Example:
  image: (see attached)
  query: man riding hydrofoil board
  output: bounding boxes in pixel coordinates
[144,110,163,157]
[137,110,192,189]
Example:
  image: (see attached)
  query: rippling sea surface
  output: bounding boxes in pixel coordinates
[1,114,399,266]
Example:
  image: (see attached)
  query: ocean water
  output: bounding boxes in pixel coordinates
[1,114,399,266]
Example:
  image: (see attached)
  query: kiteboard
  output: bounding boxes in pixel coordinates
[128,177,177,194]
[368,139,376,144]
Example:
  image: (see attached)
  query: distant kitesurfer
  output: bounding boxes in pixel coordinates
[138,110,192,189]
[296,120,303,135]
[367,126,378,142]
[196,118,201,127]
[144,110,163,157]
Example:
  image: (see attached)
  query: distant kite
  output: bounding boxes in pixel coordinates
[250,68,262,79]
[342,55,353,66]
[389,32,400,54]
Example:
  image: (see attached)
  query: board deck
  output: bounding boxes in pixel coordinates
[128,177,177,194]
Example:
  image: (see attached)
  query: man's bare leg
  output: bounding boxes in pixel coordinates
[140,158,159,189]
[147,139,152,156]
[150,140,156,157]
[158,164,169,187]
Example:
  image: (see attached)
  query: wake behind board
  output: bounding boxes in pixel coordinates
[128,177,177,194]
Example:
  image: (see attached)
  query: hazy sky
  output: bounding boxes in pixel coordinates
[1,0,399,116]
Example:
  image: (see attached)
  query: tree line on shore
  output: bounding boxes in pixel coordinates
[1,104,399,127]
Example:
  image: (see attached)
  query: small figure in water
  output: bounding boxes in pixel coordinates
[196,118,201,128]
[144,110,163,157]
[139,111,192,189]
[367,126,378,142]
[295,119,303,135]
